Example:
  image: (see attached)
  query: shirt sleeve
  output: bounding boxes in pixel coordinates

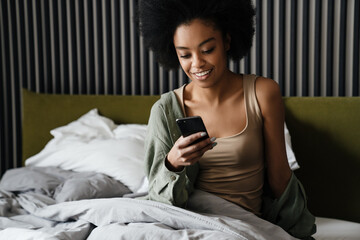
[144,100,198,208]
[262,172,317,239]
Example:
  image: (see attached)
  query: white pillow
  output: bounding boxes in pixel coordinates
[25,109,148,193]
[51,108,116,139]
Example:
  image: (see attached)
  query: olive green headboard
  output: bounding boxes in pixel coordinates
[22,89,360,223]
[22,89,160,163]
[283,97,360,223]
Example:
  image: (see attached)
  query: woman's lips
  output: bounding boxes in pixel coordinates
[192,69,212,79]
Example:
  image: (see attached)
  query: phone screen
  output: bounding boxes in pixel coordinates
[176,116,209,144]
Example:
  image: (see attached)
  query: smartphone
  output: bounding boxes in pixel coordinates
[176,116,209,145]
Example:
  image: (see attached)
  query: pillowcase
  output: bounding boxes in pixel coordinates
[25,109,299,194]
[285,123,300,170]
[25,109,148,193]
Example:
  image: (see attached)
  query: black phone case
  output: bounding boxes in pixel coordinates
[176,116,209,144]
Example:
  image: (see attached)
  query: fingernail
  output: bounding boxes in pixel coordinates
[200,132,207,137]
[210,137,216,142]
[212,142,217,148]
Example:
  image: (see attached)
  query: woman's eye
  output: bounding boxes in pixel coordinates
[180,54,190,59]
[203,48,215,54]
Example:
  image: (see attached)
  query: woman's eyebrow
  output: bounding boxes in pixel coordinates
[175,37,215,50]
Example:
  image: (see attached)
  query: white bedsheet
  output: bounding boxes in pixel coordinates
[0,167,297,240]
[314,217,360,240]
[0,190,297,240]
[2,166,358,239]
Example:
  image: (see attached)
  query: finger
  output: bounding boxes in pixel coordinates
[178,132,208,148]
[181,141,217,165]
[182,136,216,155]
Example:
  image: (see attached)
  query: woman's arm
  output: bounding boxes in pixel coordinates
[255,77,292,198]
[144,99,200,207]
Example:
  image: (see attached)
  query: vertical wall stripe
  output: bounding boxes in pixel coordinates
[15,0,24,91]
[313,0,322,96]
[49,0,56,93]
[273,0,279,86]
[331,1,339,96]
[92,0,99,94]
[23,0,31,90]
[0,0,8,173]
[284,0,291,96]
[31,0,39,92]
[170,69,178,91]
[320,1,327,96]
[266,0,273,79]
[11,0,22,169]
[111,0,119,94]
[326,0,334,96]
[2,0,15,171]
[6,0,18,167]
[0,0,6,174]
[57,0,65,93]
[0,0,3,172]
[278,0,285,95]
[101,0,109,94]
[130,0,141,95]
[140,36,149,95]
[66,0,74,94]
[353,0,359,96]
[295,0,302,96]
[338,0,347,96]
[40,0,47,92]
[120,0,130,94]
[290,0,297,96]
[261,1,267,76]
[344,1,353,97]
[302,0,309,96]
[0,0,359,175]
[308,0,314,96]
[75,0,83,93]
[255,0,262,76]
[83,0,90,93]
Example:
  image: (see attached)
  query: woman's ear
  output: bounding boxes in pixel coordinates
[225,33,231,51]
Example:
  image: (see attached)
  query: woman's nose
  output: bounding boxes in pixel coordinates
[192,54,205,68]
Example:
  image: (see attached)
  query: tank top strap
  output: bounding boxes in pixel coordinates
[243,74,263,123]
[173,84,186,116]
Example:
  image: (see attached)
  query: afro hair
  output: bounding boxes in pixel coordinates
[137,0,255,69]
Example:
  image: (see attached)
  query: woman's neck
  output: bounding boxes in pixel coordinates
[187,71,242,106]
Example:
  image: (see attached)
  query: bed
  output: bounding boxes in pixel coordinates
[0,89,359,239]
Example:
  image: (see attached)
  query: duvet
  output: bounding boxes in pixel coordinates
[0,166,296,240]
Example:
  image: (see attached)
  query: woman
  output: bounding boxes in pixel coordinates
[138,0,316,239]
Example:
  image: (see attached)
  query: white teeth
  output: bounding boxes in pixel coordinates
[195,69,211,77]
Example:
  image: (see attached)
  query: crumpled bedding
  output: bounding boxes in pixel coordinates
[0,166,296,240]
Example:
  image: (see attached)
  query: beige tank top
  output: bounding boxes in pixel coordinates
[174,74,264,215]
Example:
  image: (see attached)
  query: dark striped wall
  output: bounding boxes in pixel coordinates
[0,0,359,176]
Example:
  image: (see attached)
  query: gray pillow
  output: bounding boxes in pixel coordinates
[0,166,132,202]
[53,171,131,202]
[0,167,66,196]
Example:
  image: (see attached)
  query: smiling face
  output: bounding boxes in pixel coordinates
[173,19,230,88]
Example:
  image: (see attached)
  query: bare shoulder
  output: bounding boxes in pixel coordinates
[255,77,281,100]
[254,76,283,116]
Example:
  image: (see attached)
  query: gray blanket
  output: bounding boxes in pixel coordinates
[0,167,296,240]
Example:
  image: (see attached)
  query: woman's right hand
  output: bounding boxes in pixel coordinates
[166,132,216,172]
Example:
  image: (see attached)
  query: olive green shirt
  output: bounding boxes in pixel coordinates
[144,91,316,239]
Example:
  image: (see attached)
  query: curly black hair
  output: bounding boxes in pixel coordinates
[137,0,255,69]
